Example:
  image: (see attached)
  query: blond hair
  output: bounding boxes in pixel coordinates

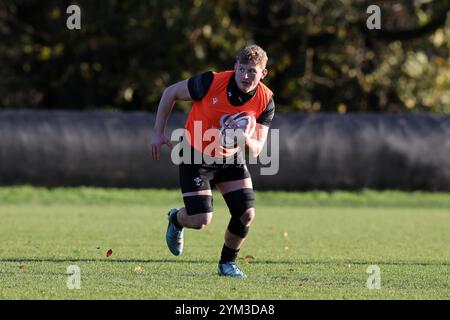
[236,45,268,69]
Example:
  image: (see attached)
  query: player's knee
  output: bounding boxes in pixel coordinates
[240,208,255,226]
[223,188,254,218]
[223,189,254,238]
[227,216,249,238]
[192,212,213,230]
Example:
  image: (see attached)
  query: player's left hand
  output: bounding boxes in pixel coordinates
[151,132,173,160]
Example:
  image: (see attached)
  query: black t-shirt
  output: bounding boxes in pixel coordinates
[187,71,275,127]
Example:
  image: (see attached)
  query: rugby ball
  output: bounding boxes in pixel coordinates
[219,111,256,148]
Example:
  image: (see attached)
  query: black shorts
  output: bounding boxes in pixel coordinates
[179,161,251,194]
[179,147,252,215]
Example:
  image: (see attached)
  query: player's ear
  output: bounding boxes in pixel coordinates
[261,68,268,79]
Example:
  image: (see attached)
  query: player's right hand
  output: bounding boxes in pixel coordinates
[151,132,173,160]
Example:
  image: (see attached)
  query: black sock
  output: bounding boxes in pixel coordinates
[171,210,182,229]
[219,245,239,264]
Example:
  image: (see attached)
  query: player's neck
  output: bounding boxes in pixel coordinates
[227,74,257,106]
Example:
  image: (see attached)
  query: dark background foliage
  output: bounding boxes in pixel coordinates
[1,0,449,113]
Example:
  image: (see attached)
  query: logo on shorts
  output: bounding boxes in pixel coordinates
[212,97,218,105]
[194,177,203,187]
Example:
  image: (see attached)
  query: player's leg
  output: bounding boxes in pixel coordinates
[166,163,214,256]
[215,165,254,277]
[178,162,215,229]
[177,190,213,229]
[217,178,254,251]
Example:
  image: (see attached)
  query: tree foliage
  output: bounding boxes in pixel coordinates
[0,0,449,113]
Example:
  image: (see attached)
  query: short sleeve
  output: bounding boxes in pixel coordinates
[187,71,214,100]
[256,98,275,126]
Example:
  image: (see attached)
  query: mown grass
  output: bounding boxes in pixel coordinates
[1,186,449,207]
[0,187,448,299]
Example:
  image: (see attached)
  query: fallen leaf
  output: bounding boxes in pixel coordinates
[244,255,255,263]
[106,249,113,257]
[134,265,142,273]
[336,263,351,268]
[18,265,25,270]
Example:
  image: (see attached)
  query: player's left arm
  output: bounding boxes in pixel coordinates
[245,123,270,157]
[245,98,275,157]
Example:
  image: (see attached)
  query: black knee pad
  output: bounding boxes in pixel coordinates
[227,217,250,238]
[183,195,213,215]
[223,188,254,218]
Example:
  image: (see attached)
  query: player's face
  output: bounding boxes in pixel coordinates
[234,61,267,93]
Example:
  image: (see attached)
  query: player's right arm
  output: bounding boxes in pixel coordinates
[151,80,191,160]
[151,71,213,160]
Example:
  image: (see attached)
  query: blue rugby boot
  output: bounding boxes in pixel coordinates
[166,208,184,256]
[217,262,247,278]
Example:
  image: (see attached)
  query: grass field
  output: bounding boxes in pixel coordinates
[0,187,448,299]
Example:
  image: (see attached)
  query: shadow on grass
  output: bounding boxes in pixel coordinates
[0,258,448,266]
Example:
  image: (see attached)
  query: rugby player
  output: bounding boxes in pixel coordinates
[151,45,275,278]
